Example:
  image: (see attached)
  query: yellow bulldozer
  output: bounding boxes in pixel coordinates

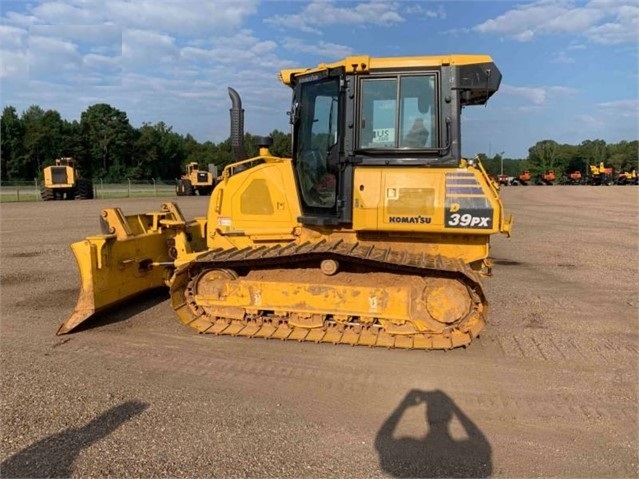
[58,54,512,350]
[41,157,93,200]
[175,162,216,196]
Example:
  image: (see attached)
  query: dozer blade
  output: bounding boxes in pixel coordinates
[58,237,171,334]
[58,203,198,335]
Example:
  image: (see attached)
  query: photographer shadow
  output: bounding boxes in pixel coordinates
[1,400,148,478]
[375,389,492,478]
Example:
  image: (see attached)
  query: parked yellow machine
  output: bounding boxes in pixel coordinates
[176,162,216,196]
[59,54,512,350]
[616,169,638,185]
[41,157,93,200]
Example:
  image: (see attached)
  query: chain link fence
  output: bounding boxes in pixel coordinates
[0,179,179,202]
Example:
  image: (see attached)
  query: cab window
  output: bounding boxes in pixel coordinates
[295,77,339,209]
[359,75,436,149]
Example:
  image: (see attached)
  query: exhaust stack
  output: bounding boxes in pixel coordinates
[228,87,248,161]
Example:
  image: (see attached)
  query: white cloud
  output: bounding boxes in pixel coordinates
[597,99,639,118]
[552,51,575,64]
[574,114,604,128]
[0,25,30,79]
[28,34,82,74]
[473,0,638,44]
[281,38,355,59]
[83,53,121,69]
[0,25,29,49]
[586,5,639,44]
[7,0,259,34]
[3,11,38,27]
[501,84,577,105]
[25,25,122,85]
[123,29,178,67]
[264,0,404,34]
[0,51,29,79]
[502,85,548,105]
[28,24,121,45]
[171,30,290,72]
[513,30,535,42]
[570,100,638,137]
[403,4,446,19]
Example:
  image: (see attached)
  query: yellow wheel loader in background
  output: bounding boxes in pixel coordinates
[59,54,512,350]
[41,157,93,200]
[176,162,217,196]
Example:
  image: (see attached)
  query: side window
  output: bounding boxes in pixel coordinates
[311,95,338,151]
[296,79,339,209]
[399,76,435,148]
[359,75,436,149]
[360,79,397,148]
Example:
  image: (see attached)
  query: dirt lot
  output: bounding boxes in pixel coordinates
[1,187,637,478]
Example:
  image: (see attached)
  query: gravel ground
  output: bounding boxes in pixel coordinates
[1,187,637,478]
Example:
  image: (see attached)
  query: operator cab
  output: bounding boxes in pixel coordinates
[281,55,501,226]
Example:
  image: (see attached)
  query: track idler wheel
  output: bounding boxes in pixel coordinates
[423,278,472,325]
[191,269,246,320]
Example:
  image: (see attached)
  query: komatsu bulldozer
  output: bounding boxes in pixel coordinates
[58,54,512,350]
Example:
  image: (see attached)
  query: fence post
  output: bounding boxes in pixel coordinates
[152,178,157,197]
[100,178,103,199]
[34,178,39,201]
[16,183,20,202]
[127,178,131,198]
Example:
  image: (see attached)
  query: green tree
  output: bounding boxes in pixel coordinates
[80,103,134,181]
[1,106,25,180]
[132,122,186,180]
[21,105,49,177]
[527,140,560,175]
[59,120,91,178]
[578,139,607,167]
[606,140,638,171]
[269,129,292,158]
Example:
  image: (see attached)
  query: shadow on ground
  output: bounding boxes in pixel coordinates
[65,288,169,334]
[375,389,492,478]
[1,400,148,478]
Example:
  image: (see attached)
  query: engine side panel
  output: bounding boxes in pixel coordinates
[207,157,301,249]
[352,166,506,235]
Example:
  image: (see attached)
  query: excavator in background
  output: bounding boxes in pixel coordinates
[511,170,531,185]
[564,170,583,185]
[58,54,512,350]
[40,157,93,200]
[536,170,555,185]
[176,162,217,196]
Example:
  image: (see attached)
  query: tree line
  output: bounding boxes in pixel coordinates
[1,104,292,182]
[480,139,638,179]
[2,104,637,182]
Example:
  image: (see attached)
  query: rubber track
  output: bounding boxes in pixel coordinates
[170,239,486,350]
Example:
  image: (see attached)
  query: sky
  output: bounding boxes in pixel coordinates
[0,0,637,159]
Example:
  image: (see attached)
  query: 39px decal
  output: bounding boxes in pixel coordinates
[448,213,489,227]
[445,209,493,229]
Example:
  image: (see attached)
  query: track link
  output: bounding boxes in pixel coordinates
[170,240,487,350]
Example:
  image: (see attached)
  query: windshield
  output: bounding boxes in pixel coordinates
[294,77,339,209]
[359,75,437,149]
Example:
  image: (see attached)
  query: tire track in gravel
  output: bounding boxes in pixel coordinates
[478,331,637,363]
[54,331,637,426]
